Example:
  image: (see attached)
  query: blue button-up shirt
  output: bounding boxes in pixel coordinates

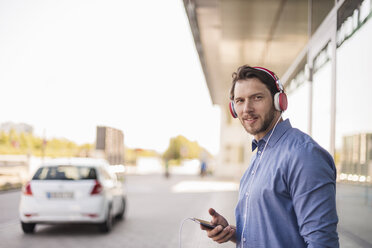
[235,119,339,248]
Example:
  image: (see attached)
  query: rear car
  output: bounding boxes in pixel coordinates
[19,158,126,233]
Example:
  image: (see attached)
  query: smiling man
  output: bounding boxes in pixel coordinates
[201,65,339,247]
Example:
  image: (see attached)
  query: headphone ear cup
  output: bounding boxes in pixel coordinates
[279,92,288,111]
[229,101,238,118]
[274,92,288,111]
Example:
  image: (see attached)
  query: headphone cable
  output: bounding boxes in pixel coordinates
[179,218,194,248]
[240,113,282,248]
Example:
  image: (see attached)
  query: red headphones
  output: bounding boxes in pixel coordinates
[229,66,288,118]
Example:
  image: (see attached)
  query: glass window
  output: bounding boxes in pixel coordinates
[312,61,332,152]
[32,166,97,180]
[335,16,372,246]
[336,16,372,184]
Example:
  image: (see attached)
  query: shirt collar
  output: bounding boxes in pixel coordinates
[251,119,292,151]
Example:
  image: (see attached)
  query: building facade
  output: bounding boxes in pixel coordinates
[184,0,372,183]
[95,126,124,165]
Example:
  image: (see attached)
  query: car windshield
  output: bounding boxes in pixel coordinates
[32,166,97,180]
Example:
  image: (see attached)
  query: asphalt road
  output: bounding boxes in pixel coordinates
[1,174,372,248]
[0,174,238,248]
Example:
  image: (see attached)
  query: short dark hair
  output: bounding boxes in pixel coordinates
[230,65,280,100]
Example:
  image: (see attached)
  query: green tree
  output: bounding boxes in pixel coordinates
[32,136,43,150]
[163,135,206,162]
[163,136,182,161]
[19,132,32,149]
[0,131,9,145]
[0,128,124,158]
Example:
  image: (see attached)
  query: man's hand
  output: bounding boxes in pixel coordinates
[200,208,236,244]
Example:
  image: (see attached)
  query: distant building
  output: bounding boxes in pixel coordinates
[0,122,33,134]
[95,126,124,165]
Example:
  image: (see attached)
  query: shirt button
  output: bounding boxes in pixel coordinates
[251,171,255,175]
[258,151,261,154]
[245,192,249,196]
[243,237,246,242]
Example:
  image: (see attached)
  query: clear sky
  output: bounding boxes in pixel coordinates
[0,0,221,154]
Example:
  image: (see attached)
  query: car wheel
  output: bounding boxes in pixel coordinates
[21,222,36,234]
[115,197,126,220]
[98,205,113,233]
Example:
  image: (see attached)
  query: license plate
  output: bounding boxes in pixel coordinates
[46,192,74,199]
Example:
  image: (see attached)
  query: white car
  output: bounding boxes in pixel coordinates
[19,158,126,234]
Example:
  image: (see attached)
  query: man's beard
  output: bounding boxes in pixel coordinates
[242,106,276,136]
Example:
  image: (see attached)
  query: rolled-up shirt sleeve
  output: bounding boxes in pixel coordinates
[287,142,339,248]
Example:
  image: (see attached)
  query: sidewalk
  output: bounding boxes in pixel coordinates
[337,183,372,248]
[184,177,372,248]
[179,177,238,248]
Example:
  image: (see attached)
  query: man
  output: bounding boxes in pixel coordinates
[201,65,339,247]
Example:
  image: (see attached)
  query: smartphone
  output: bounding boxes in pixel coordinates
[192,218,217,229]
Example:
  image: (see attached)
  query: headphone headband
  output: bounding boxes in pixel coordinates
[253,66,283,92]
